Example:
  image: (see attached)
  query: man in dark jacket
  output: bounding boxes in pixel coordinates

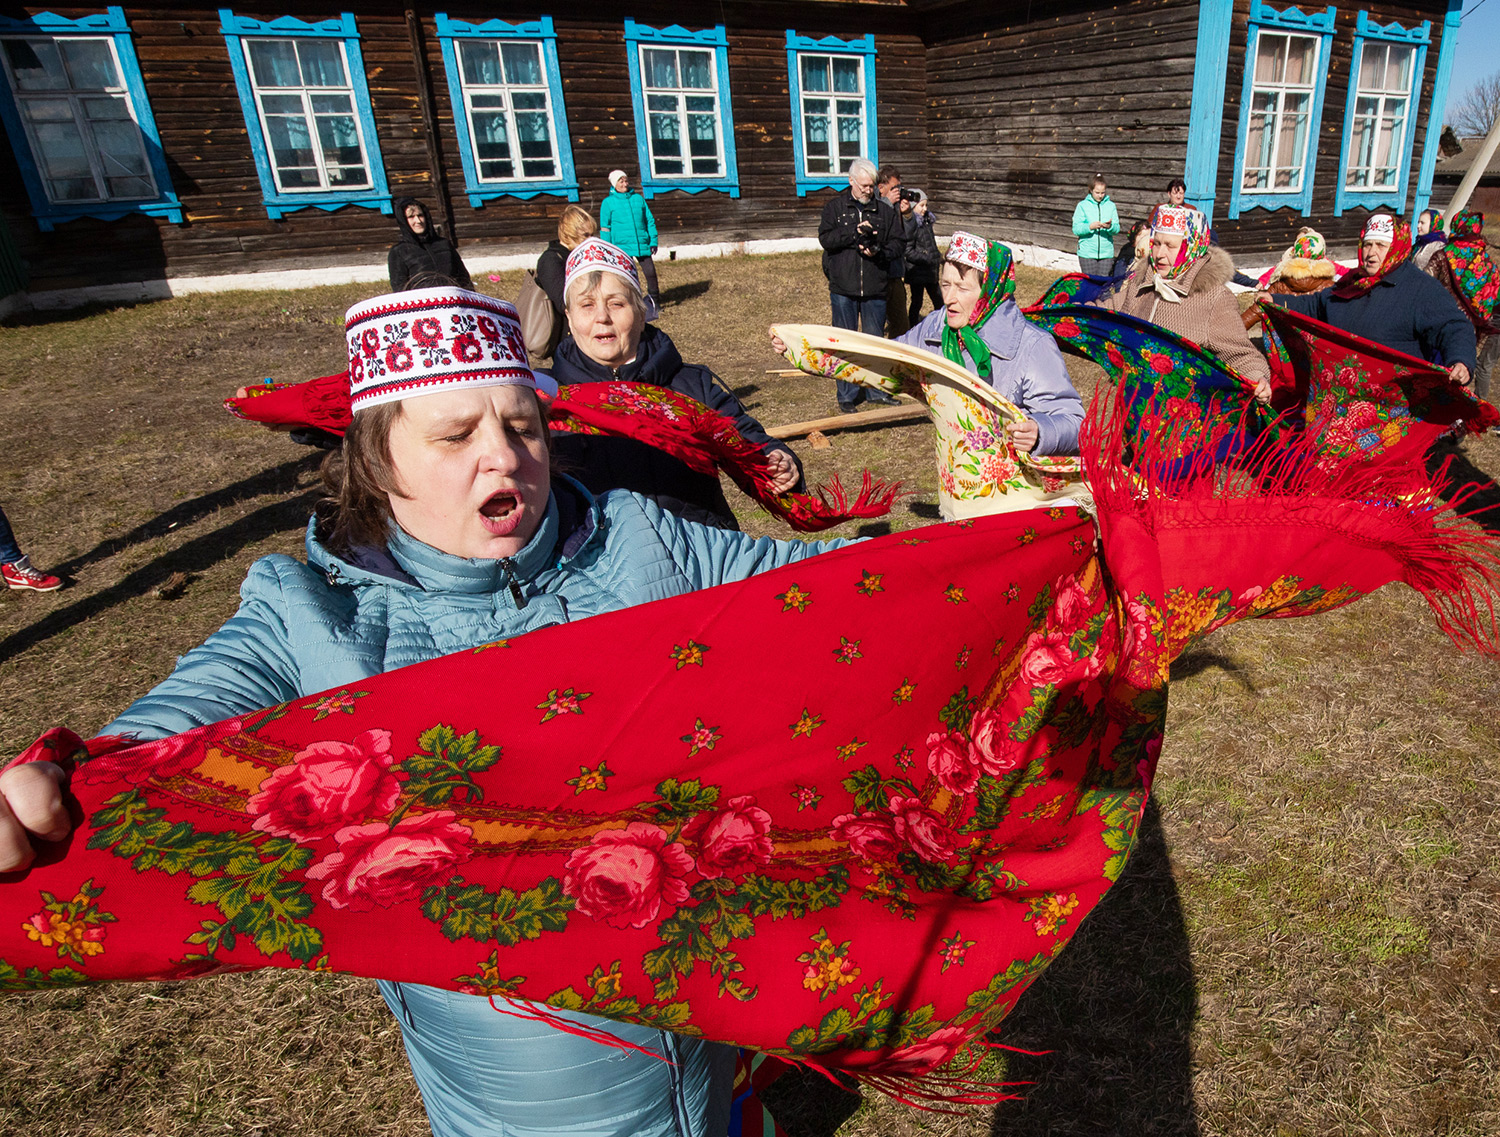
[549,324,803,530]
[387,198,473,292]
[877,166,911,339]
[819,157,903,413]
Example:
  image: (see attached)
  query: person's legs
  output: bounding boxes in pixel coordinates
[885,276,909,337]
[857,296,899,406]
[379,982,737,1137]
[636,256,660,303]
[0,503,22,566]
[1080,257,1114,276]
[829,292,864,409]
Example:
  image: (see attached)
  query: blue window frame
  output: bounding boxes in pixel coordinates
[623,20,739,199]
[1227,1,1336,219]
[785,32,877,197]
[1334,11,1429,216]
[434,14,578,208]
[218,9,390,220]
[0,7,182,231]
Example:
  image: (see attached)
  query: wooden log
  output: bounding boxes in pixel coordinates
[766,403,929,439]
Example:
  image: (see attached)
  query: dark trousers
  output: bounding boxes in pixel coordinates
[635,255,659,301]
[1079,257,1115,277]
[908,276,941,325]
[0,502,24,565]
[828,292,886,405]
[885,277,910,337]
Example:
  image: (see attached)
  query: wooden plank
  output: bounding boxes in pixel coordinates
[766,403,929,439]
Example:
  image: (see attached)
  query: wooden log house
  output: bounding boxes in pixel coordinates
[0,0,1467,299]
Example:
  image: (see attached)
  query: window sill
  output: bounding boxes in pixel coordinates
[262,192,393,221]
[794,177,849,198]
[32,198,184,232]
[466,183,580,208]
[1334,188,1407,217]
[640,179,740,200]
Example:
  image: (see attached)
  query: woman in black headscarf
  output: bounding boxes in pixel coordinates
[387,197,473,292]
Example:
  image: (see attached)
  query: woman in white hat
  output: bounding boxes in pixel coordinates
[0,285,846,1137]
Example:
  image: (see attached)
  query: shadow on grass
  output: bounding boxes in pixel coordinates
[660,280,712,307]
[986,799,1199,1136]
[1427,436,1500,535]
[1169,649,1258,692]
[0,489,319,664]
[50,454,322,579]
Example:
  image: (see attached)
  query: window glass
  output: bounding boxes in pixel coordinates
[244,37,370,192]
[1344,41,1414,192]
[1240,31,1318,192]
[795,53,864,177]
[0,34,155,204]
[451,38,557,182]
[639,45,724,178]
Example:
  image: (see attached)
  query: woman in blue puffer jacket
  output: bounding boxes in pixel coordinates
[0,285,843,1137]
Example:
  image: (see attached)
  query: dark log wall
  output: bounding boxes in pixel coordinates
[1211,0,1455,257]
[922,0,1201,256]
[0,2,927,290]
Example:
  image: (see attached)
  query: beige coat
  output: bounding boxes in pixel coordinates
[1092,246,1271,384]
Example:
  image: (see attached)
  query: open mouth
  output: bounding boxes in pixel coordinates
[479,490,523,535]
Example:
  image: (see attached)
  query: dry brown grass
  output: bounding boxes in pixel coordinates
[0,253,1496,1136]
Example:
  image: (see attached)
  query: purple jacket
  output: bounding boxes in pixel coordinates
[898,300,1084,456]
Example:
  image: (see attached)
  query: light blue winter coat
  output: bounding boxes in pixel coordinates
[598,188,658,258]
[897,300,1084,456]
[105,477,844,1137]
[1071,194,1120,261]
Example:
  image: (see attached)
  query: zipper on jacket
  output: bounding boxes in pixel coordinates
[498,557,526,609]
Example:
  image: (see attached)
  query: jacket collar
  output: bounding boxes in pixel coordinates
[307,476,605,594]
[552,323,682,385]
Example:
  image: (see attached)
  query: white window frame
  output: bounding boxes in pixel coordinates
[454,39,558,185]
[638,43,725,180]
[1334,10,1431,217]
[1240,30,1321,195]
[796,53,866,180]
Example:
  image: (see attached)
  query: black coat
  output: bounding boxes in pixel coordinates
[535,240,568,316]
[387,198,473,291]
[1277,260,1477,372]
[818,188,903,299]
[548,325,804,530]
[904,213,941,284]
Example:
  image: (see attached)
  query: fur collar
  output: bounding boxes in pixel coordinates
[1130,245,1237,298]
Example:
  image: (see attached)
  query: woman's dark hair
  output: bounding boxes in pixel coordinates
[1089,174,1107,190]
[317,401,405,557]
[404,271,459,291]
[1166,177,1186,193]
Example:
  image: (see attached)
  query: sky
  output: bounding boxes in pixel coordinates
[1444,0,1500,123]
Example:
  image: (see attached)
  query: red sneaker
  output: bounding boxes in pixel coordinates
[2,557,62,592]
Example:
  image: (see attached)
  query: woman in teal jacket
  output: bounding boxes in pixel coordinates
[599,169,661,307]
[3,286,840,1137]
[1071,174,1120,276]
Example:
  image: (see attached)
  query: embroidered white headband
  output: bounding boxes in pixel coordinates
[1152,206,1193,238]
[565,237,643,301]
[345,287,535,412]
[1363,214,1395,243]
[946,231,988,272]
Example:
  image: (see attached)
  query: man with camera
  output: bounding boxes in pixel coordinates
[878,167,915,339]
[818,157,904,413]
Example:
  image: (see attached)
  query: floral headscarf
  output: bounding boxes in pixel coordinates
[1262,227,1332,288]
[1442,211,1498,325]
[1332,214,1412,299]
[1150,206,1211,281]
[941,233,1016,381]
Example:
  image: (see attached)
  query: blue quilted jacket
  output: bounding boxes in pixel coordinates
[103,476,842,1137]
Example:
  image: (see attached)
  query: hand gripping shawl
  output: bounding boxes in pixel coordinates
[7,342,1500,1107]
[225,375,899,534]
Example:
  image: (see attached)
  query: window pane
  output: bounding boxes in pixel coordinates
[513,91,546,111]
[832,58,861,94]
[644,48,677,89]
[1358,43,1384,90]
[248,40,301,87]
[261,93,305,114]
[801,56,830,93]
[1284,36,1314,85]
[310,93,353,115]
[315,113,361,163]
[59,40,118,89]
[500,42,542,86]
[81,94,132,122]
[6,40,67,90]
[459,41,502,86]
[88,117,149,176]
[326,164,367,186]
[297,40,346,87]
[266,112,314,166]
[647,93,678,113]
[679,50,712,89]
[685,95,715,113]
[1254,35,1285,84]
[1386,45,1412,91]
[106,174,154,197]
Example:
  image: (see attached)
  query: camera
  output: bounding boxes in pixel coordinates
[899,187,922,203]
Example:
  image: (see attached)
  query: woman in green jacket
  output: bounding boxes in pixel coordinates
[599,169,661,309]
[1071,174,1120,276]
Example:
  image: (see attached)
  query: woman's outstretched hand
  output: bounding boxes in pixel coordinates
[768,328,787,356]
[0,761,72,871]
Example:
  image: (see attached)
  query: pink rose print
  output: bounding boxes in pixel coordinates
[882,1026,972,1075]
[307,811,473,912]
[968,708,1026,777]
[247,728,400,843]
[452,332,484,363]
[829,810,902,861]
[563,822,694,929]
[1048,575,1094,634]
[411,317,443,347]
[386,343,413,372]
[1018,629,1076,689]
[887,796,958,863]
[683,795,774,879]
[925,729,980,794]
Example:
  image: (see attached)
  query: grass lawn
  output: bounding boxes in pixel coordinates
[0,251,1497,1136]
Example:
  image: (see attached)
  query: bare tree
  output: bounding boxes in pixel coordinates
[1449,71,1500,139]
